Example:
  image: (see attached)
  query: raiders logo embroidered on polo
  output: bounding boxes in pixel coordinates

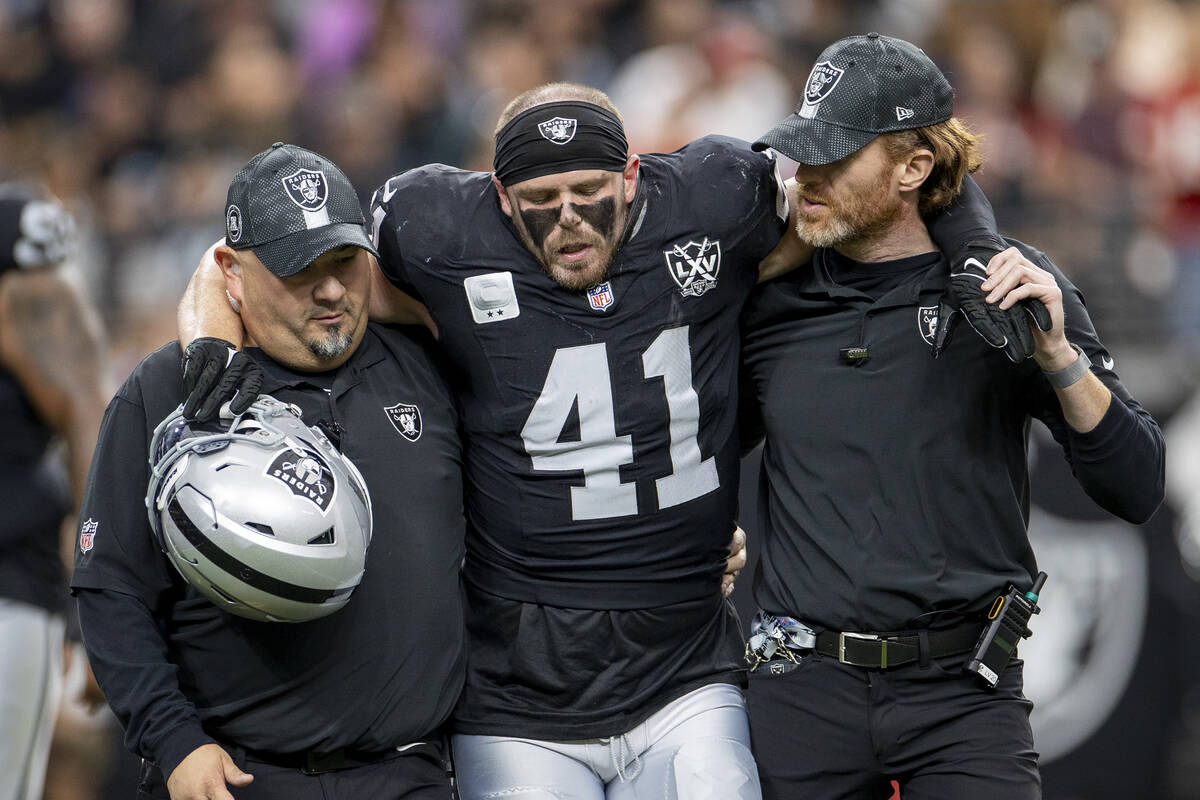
[538,117,577,145]
[918,305,939,346]
[79,518,98,553]
[384,403,422,442]
[281,169,329,212]
[265,446,336,511]
[587,281,615,311]
[664,237,721,298]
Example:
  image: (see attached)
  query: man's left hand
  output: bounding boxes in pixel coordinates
[932,247,1053,362]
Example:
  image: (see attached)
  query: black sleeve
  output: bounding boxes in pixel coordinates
[926,175,1005,263]
[369,176,424,302]
[76,588,214,778]
[1024,252,1165,524]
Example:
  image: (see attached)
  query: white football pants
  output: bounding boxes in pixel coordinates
[452,682,761,800]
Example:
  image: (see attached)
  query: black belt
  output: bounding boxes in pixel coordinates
[238,740,438,775]
[813,622,982,669]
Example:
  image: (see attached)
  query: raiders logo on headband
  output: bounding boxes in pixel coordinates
[538,117,578,145]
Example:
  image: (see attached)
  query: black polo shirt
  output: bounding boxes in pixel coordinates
[740,242,1165,633]
[71,324,466,777]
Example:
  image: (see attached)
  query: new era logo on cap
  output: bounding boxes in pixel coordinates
[224,143,377,278]
[753,33,955,166]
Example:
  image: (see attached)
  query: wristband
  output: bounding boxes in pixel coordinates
[1042,343,1091,389]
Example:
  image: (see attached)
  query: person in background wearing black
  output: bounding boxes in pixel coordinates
[741,33,1165,800]
[0,185,108,800]
[71,144,465,800]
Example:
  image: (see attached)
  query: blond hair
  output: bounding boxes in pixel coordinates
[881,117,983,215]
[494,82,624,136]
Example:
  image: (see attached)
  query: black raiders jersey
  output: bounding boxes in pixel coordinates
[372,136,785,609]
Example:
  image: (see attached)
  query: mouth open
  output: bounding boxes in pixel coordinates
[557,243,593,263]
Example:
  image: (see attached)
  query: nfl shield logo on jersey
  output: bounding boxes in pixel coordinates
[266,447,335,511]
[664,238,721,297]
[281,169,329,212]
[587,281,615,311]
[538,117,577,145]
[79,518,98,553]
[918,305,940,346]
[384,403,423,442]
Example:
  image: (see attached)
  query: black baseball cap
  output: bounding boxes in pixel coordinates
[754,33,954,166]
[224,142,378,278]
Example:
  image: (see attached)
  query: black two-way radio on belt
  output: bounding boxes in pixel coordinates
[964,571,1048,688]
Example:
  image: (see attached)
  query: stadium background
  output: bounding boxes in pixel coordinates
[4,0,1197,797]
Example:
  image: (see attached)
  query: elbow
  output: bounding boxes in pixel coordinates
[1107,452,1166,526]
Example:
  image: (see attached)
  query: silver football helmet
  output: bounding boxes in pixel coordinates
[146,395,372,623]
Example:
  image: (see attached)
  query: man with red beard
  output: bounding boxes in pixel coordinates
[740,33,1165,799]
[177,82,1008,798]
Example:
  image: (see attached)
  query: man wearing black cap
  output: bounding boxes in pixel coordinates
[0,185,108,800]
[740,33,1165,798]
[176,83,1007,798]
[71,144,466,799]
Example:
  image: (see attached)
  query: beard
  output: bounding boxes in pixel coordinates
[307,319,356,359]
[795,163,903,249]
[538,244,617,291]
[515,196,625,291]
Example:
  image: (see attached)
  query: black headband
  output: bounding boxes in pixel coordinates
[493,101,629,186]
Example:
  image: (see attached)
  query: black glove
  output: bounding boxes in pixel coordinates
[181,337,264,421]
[932,253,1053,363]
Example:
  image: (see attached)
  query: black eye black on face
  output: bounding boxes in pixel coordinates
[518,196,617,248]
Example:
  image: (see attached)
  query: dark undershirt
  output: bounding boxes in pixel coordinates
[824,248,942,299]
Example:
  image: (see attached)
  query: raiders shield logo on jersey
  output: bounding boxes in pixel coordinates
[79,518,98,553]
[384,403,423,442]
[664,238,721,297]
[538,117,577,145]
[918,305,939,346]
[281,169,329,212]
[266,446,335,511]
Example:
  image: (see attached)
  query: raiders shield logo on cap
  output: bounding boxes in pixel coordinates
[538,117,577,145]
[281,169,329,212]
[800,61,845,119]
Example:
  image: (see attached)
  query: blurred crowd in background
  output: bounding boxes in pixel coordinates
[3,0,1200,797]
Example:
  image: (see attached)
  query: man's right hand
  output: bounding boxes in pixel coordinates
[181,337,264,422]
[167,744,253,800]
